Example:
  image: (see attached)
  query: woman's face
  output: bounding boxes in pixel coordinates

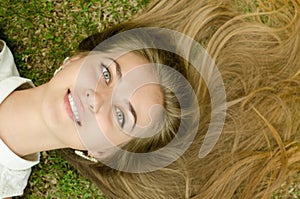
[42,52,163,155]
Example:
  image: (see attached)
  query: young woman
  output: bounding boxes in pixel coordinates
[60,0,300,198]
[0,24,200,197]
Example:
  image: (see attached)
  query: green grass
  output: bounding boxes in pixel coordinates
[22,151,103,198]
[1,0,299,198]
[0,0,149,197]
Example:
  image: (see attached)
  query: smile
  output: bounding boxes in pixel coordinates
[65,89,81,126]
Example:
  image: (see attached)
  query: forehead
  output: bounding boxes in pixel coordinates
[115,52,150,72]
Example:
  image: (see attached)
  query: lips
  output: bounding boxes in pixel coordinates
[64,89,81,126]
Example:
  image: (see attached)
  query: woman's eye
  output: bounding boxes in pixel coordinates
[115,107,125,128]
[101,64,111,84]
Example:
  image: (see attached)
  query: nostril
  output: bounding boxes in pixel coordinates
[86,90,96,112]
[86,90,91,98]
[86,89,104,113]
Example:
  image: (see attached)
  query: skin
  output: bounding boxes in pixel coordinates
[0,52,163,158]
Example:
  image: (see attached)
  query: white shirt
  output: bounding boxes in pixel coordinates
[0,40,40,198]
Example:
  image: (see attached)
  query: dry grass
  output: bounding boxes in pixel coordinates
[0,0,148,197]
[0,0,148,85]
[0,0,299,198]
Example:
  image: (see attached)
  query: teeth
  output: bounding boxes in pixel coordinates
[68,93,80,124]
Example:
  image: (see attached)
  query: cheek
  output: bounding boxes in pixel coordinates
[50,67,77,89]
[94,106,131,146]
[53,57,87,82]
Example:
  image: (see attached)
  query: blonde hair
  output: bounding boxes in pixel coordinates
[92,29,199,172]
[60,0,300,198]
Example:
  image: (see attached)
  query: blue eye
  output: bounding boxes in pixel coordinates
[115,107,125,128]
[101,64,111,84]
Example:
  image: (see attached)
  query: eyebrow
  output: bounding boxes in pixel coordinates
[129,102,137,129]
[107,57,122,79]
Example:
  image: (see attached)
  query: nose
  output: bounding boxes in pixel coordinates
[85,89,109,113]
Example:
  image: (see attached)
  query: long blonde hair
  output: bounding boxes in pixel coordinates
[61,0,300,198]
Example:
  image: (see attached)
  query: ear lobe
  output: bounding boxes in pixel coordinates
[74,150,98,163]
[62,54,82,65]
[63,52,89,65]
[92,147,118,160]
[53,65,64,76]
[54,53,88,76]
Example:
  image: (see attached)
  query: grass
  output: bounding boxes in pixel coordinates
[0,0,149,198]
[1,0,299,198]
[21,151,103,198]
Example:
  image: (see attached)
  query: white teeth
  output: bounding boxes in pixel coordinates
[68,93,80,123]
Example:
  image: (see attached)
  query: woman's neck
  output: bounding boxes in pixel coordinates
[0,84,65,157]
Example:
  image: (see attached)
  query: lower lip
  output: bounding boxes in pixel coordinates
[64,91,75,122]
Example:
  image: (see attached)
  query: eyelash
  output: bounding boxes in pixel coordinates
[115,107,125,128]
[101,63,111,84]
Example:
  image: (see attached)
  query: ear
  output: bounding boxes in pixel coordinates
[91,147,118,160]
[54,53,88,76]
[62,53,88,66]
[75,150,98,163]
